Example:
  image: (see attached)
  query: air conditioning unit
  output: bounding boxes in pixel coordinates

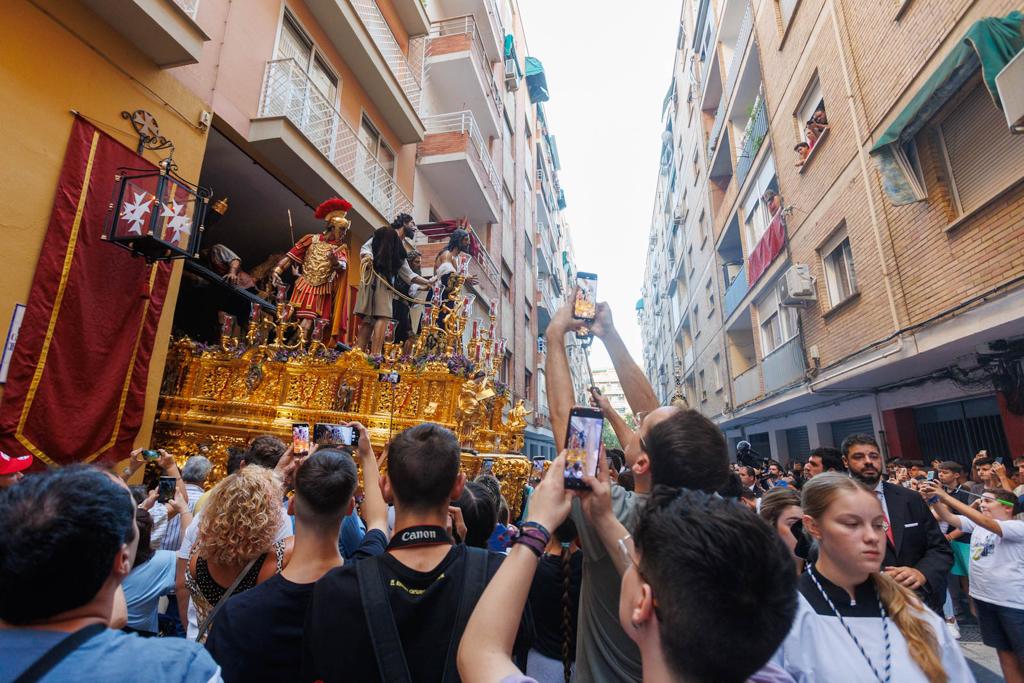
[996,49,1024,133]
[778,264,817,306]
[504,59,519,91]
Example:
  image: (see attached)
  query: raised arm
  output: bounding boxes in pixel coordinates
[349,422,387,534]
[457,453,572,682]
[590,303,659,415]
[591,387,633,449]
[545,299,585,448]
[580,449,632,576]
[922,481,1004,536]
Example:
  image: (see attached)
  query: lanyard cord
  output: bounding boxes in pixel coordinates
[807,565,892,683]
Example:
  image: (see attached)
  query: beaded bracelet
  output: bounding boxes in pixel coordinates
[513,523,551,557]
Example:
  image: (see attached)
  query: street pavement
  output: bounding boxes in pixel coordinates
[958,622,1004,682]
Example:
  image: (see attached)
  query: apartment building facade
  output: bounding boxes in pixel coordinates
[1,0,579,456]
[641,0,1024,467]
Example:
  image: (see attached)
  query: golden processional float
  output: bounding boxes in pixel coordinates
[152,268,535,513]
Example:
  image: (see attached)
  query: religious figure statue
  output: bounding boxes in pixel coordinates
[271,198,352,336]
[506,400,531,434]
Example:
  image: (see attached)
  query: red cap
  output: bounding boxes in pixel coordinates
[0,451,33,476]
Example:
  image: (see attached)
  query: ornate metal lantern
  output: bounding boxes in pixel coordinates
[104,110,211,262]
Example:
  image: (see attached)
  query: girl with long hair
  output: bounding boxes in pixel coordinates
[526,518,582,683]
[775,472,972,682]
[758,487,804,574]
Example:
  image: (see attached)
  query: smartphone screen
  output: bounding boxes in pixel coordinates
[292,423,310,456]
[573,272,597,321]
[926,470,936,481]
[157,476,176,503]
[142,449,160,461]
[313,423,356,447]
[564,407,603,490]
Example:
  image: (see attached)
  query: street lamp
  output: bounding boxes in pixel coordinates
[103,109,212,263]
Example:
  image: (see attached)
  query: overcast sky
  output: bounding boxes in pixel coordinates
[518,0,680,372]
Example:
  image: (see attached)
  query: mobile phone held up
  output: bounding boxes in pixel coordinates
[564,406,603,490]
[157,476,177,504]
[292,423,310,457]
[573,272,597,322]
[313,423,359,448]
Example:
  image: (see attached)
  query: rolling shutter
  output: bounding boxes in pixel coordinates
[941,83,1024,214]
[830,416,875,449]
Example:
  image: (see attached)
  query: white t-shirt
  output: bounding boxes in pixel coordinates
[958,516,1024,609]
[176,506,294,639]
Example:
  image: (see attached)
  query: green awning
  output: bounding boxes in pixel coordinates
[525,56,549,103]
[870,12,1023,204]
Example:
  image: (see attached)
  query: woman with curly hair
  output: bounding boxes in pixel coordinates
[185,466,292,642]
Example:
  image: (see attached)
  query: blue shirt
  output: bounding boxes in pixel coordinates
[123,549,177,633]
[0,627,221,682]
[338,509,366,559]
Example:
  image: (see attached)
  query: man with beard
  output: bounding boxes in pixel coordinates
[841,434,952,614]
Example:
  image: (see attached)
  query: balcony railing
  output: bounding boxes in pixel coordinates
[723,263,749,318]
[707,2,753,158]
[763,336,806,392]
[423,110,501,207]
[173,0,199,18]
[733,364,761,405]
[351,0,422,109]
[735,94,768,187]
[427,15,502,122]
[258,58,413,218]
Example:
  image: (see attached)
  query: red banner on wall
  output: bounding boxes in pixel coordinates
[0,117,172,468]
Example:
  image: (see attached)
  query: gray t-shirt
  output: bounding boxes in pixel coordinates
[570,484,646,683]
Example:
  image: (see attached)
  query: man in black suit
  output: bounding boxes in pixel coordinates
[842,434,952,614]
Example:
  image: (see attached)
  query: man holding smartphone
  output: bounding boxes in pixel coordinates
[544,295,730,683]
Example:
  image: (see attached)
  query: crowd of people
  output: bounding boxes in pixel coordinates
[1,295,1023,683]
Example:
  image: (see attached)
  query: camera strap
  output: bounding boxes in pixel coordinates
[387,525,452,551]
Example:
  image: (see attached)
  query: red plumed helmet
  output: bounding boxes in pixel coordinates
[314,197,353,219]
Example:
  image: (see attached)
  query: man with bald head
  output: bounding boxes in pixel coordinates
[545,298,729,682]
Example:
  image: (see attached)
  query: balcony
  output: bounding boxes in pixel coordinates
[418,111,501,226]
[733,364,762,405]
[763,336,806,393]
[305,0,424,143]
[81,0,208,67]
[424,16,503,139]
[723,264,749,318]
[251,58,413,224]
[706,2,753,159]
[735,94,768,187]
[432,0,506,61]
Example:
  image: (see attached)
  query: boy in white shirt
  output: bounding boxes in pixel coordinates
[922,481,1024,683]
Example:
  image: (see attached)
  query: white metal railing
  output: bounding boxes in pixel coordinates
[173,0,199,18]
[423,111,501,207]
[427,16,502,123]
[351,0,422,109]
[258,58,413,218]
[467,224,499,290]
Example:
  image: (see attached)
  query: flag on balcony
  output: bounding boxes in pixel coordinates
[525,56,550,103]
[747,211,786,286]
[0,117,173,468]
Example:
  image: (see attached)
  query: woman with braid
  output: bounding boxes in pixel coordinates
[526,518,582,682]
[774,473,972,682]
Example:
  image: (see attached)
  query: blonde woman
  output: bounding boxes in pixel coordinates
[774,472,972,683]
[185,466,292,642]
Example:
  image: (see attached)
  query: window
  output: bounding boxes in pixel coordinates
[697,209,707,246]
[712,353,723,391]
[937,81,1024,216]
[741,154,780,250]
[821,227,858,306]
[687,244,695,277]
[795,77,828,165]
[692,303,700,336]
[756,288,798,356]
[705,278,715,314]
[276,12,339,141]
[525,368,532,401]
[699,369,707,401]
[692,148,700,185]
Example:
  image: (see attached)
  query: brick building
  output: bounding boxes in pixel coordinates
[641,0,1024,466]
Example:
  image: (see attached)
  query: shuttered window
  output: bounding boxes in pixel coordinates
[939,83,1024,216]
